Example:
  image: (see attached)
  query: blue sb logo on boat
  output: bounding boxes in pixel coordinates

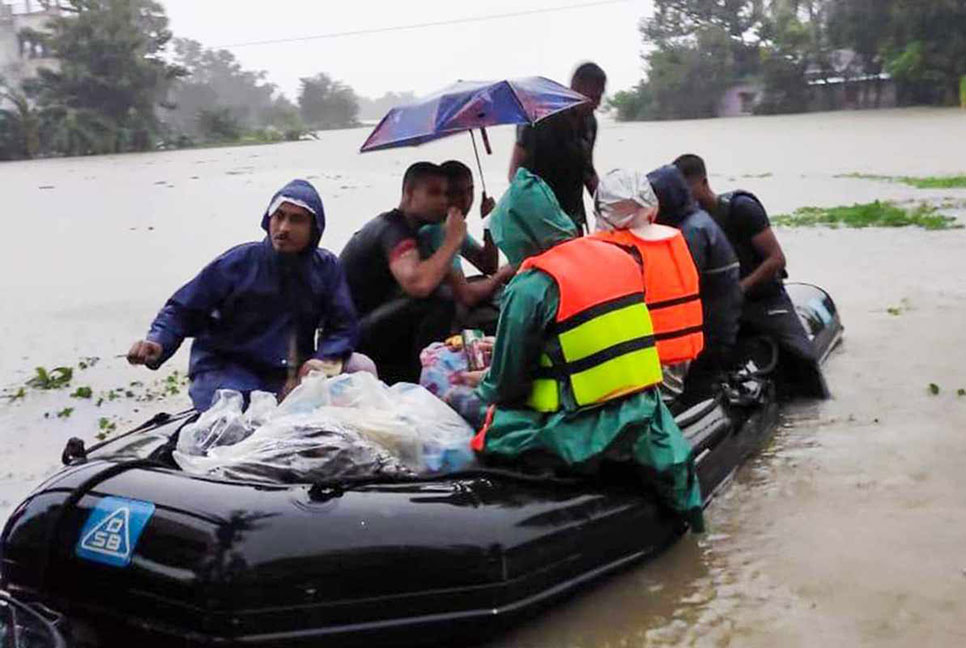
[75,496,155,567]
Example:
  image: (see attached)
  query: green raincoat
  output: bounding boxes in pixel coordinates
[475,169,704,531]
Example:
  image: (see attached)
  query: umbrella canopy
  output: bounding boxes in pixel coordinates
[359,76,588,152]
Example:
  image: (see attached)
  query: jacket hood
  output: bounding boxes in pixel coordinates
[647,165,696,226]
[490,168,578,266]
[261,179,326,248]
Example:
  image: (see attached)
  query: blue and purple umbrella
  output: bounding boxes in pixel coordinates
[360,77,588,194]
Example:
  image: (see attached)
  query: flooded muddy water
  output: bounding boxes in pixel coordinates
[2,107,966,645]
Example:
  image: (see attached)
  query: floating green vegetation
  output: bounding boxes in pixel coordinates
[741,172,773,179]
[78,356,101,370]
[886,298,912,316]
[836,173,966,189]
[773,201,962,230]
[70,386,93,399]
[928,383,940,396]
[56,407,74,419]
[5,387,26,402]
[958,388,966,397]
[26,366,73,390]
[96,417,118,440]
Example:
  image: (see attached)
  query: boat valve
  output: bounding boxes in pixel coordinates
[61,437,87,466]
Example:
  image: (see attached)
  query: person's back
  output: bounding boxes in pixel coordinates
[674,153,829,399]
[590,168,704,366]
[715,190,785,300]
[465,168,704,532]
[647,166,742,350]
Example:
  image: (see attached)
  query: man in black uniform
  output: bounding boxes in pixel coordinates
[340,163,465,383]
[508,62,606,233]
[674,154,829,398]
[648,165,743,410]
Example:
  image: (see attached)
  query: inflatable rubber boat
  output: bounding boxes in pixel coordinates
[0,284,842,647]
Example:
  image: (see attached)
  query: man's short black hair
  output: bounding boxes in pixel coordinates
[674,154,707,181]
[402,161,445,192]
[440,160,472,184]
[572,62,607,88]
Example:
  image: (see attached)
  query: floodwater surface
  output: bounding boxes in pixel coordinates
[2,107,966,645]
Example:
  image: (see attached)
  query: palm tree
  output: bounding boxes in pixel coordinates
[0,80,41,160]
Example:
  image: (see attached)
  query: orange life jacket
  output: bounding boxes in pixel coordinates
[517,237,664,413]
[592,229,704,364]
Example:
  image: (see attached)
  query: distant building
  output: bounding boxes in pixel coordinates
[805,50,896,111]
[717,81,763,117]
[716,49,897,118]
[0,1,63,89]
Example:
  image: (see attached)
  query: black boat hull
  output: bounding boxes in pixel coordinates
[0,285,840,647]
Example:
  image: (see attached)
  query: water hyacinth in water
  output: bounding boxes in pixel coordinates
[773,201,962,230]
[837,173,966,189]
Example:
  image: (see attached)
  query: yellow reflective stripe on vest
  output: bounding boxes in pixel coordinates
[569,345,662,406]
[558,302,651,362]
[528,354,560,413]
[528,299,663,412]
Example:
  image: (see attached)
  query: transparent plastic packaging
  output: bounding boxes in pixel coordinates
[173,372,475,482]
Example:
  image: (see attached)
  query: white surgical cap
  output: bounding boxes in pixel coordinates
[593,169,658,231]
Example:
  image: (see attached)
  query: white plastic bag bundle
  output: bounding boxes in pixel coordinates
[176,390,259,457]
[176,412,411,483]
[173,372,476,482]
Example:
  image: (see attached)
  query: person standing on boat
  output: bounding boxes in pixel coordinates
[456,168,704,532]
[508,62,606,233]
[648,165,743,411]
[127,179,373,411]
[673,154,829,398]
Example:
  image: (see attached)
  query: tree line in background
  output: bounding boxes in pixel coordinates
[0,0,363,160]
[610,0,966,121]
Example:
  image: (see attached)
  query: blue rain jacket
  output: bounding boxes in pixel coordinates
[146,179,359,410]
[648,165,743,348]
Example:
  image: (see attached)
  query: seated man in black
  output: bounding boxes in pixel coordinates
[648,165,743,411]
[674,153,829,398]
[340,163,507,383]
[418,160,515,332]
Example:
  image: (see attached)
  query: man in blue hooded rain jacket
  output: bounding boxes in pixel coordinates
[127,179,372,411]
[647,165,743,410]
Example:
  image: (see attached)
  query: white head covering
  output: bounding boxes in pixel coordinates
[593,168,658,231]
[267,194,317,218]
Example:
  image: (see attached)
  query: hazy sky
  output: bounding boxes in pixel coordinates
[159,0,654,100]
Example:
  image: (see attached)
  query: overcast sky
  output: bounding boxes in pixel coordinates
[159,0,654,100]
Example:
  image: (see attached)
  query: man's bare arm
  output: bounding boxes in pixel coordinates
[585,170,599,197]
[741,227,786,293]
[508,144,527,181]
[389,209,466,298]
[462,196,499,275]
[447,265,515,308]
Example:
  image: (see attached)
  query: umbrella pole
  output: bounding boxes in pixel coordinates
[469,130,488,198]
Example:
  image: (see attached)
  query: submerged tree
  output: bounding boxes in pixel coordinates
[755,0,829,114]
[166,38,298,139]
[628,0,768,120]
[298,73,359,130]
[23,0,183,155]
[0,81,41,160]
